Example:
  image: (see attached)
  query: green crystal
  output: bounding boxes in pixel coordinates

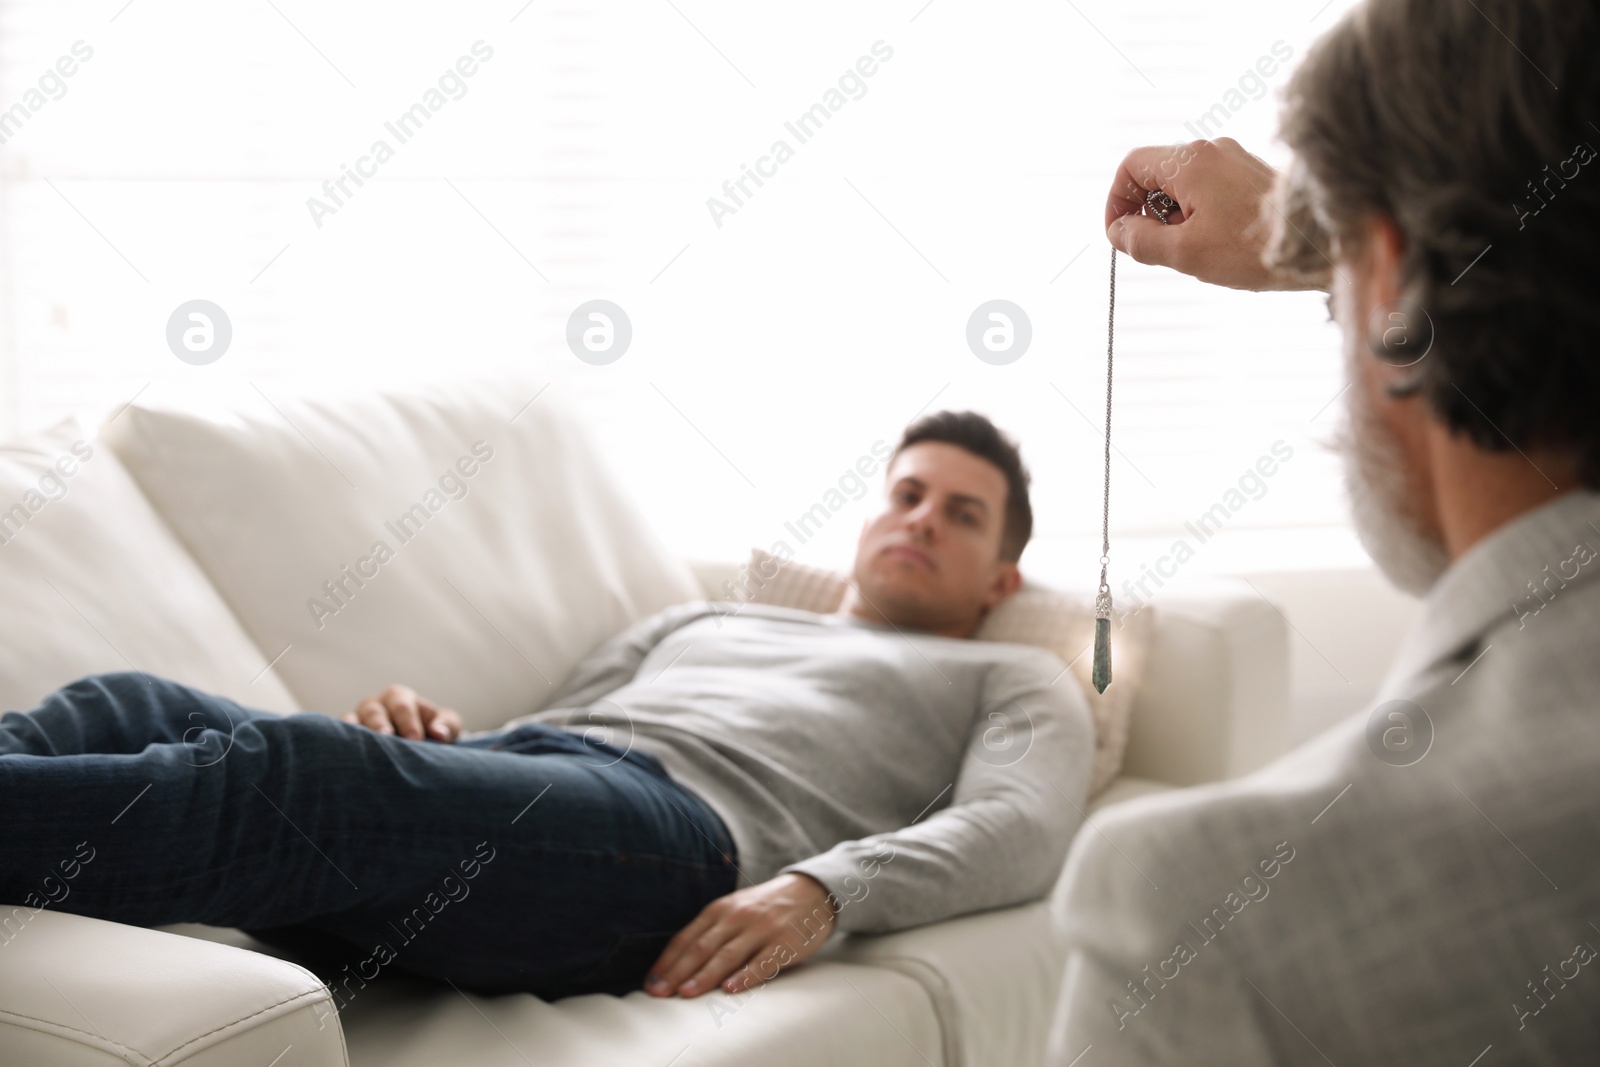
[1092,616,1112,693]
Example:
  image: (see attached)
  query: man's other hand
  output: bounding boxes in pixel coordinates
[1105,137,1328,292]
[644,872,838,998]
[342,684,462,743]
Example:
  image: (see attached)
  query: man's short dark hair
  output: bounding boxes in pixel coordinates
[1265,0,1600,488]
[891,410,1033,563]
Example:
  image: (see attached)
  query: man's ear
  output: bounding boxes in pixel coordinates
[1360,214,1416,389]
[981,561,1023,612]
[1364,213,1406,306]
[1353,213,1441,536]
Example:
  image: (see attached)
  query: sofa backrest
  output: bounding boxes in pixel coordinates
[99,374,700,730]
[0,417,301,716]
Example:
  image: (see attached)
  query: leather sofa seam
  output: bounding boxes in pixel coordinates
[154,986,335,1065]
[0,1008,149,1063]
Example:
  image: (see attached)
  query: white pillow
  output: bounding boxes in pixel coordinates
[0,418,299,716]
[739,547,1154,796]
[101,376,701,732]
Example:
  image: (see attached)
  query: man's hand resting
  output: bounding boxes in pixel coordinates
[1105,136,1330,292]
[644,872,838,997]
[342,684,462,742]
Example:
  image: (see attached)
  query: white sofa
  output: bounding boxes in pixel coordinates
[0,375,1289,1067]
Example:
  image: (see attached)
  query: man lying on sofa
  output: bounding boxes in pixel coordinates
[0,410,1094,1003]
[1048,0,1600,1062]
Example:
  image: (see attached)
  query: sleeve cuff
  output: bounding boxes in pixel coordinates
[779,857,874,934]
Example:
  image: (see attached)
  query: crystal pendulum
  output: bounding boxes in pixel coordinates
[1092,245,1119,694]
[1093,187,1177,693]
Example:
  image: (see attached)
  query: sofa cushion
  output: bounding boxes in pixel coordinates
[343,960,942,1067]
[0,417,299,716]
[100,376,701,730]
[158,920,946,1067]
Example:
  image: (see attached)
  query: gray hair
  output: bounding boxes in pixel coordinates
[1264,0,1600,488]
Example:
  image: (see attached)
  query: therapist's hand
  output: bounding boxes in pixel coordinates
[1105,137,1329,292]
[644,872,838,997]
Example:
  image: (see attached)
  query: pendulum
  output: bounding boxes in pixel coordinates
[1093,187,1177,693]
[1092,245,1118,694]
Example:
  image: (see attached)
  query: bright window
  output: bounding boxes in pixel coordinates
[0,0,1364,576]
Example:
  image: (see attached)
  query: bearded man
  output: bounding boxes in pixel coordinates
[1049,0,1600,1063]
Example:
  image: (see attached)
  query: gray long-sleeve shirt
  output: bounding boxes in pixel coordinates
[481,600,1094,934]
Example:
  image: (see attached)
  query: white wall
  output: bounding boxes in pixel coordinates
[1236,565,1422,746]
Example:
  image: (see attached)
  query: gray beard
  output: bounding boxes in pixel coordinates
[1334,364,1451,597]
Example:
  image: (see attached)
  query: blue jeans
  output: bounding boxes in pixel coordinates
[0,672,738,1000]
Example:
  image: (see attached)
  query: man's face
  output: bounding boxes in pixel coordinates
[848,441,1019,633]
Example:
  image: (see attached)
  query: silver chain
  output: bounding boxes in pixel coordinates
[1097,190,1172,601]
[1098,247,1116,598]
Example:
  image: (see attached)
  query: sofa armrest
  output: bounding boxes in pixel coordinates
[0,908,347,1066]
[1120,578,1290,786]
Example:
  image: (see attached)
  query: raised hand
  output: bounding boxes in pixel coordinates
[1105,137,1329,292]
